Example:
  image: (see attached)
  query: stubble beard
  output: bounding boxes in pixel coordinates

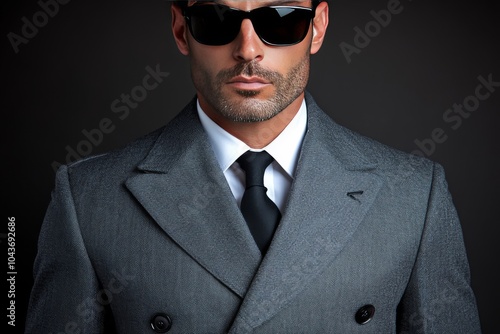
[193,53,310,123]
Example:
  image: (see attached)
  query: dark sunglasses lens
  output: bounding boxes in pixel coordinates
[187,5,240,46]
[186,5,313,46]
[254,7,312,45]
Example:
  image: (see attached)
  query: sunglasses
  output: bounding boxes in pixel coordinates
[183,4,316,46]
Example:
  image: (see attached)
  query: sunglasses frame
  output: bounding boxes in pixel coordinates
[183,3,317,47]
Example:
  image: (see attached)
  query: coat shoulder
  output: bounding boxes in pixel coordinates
[64,127,164,181]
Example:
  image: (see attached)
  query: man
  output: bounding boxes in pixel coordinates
[26,0,481,333]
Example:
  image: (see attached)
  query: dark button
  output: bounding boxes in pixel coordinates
[150,313,172,333]
[355,304,375,325]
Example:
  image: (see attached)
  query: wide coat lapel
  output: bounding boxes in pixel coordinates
[228,93,384,333]
[125,99,262,298]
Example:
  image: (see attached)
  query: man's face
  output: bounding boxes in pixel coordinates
[172,0,327,123]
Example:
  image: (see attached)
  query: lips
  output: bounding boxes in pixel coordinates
[227,76,271,90]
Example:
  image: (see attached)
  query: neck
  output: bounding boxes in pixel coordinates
[200,93,304,149]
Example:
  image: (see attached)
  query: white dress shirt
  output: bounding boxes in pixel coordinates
[197,98,307,212]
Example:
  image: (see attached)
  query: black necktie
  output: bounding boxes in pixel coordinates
[237,150,281,253]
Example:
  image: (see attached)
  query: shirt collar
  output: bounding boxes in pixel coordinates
[197,98,307,178]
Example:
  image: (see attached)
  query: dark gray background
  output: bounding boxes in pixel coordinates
[2,0,499,333]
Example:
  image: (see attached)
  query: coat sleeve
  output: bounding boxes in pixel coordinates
[25,165,110,333]
[396,162,481,333]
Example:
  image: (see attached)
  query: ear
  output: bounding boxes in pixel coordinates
[171,3,190,56]
[310,1,329,55]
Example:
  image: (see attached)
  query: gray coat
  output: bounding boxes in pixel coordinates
[26,93,481,333]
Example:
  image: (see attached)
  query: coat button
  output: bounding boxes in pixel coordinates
[355,304,375,325]
[150,313,172,333]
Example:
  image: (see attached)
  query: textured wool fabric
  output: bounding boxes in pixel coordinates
[26,93,481,333]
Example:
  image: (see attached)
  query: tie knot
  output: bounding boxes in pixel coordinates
[237,151,274,187]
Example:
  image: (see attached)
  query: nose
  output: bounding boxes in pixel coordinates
[232,19,264,62]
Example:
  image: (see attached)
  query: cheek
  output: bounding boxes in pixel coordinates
[189,47,232,93]
[263,46,309,75]
[189,47,230,80]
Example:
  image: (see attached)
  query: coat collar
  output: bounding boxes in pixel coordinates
[126,97,262,298]
[126,93,383,329]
